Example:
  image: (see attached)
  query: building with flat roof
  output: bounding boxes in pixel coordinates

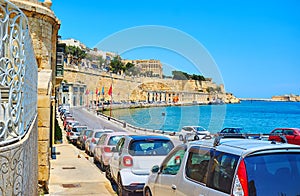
[59,38,87,50]
[123,59,163,78]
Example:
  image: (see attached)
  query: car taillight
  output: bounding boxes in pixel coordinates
[123,156,133,167]
[104,147,111,152]
[232,159,248,196]
[70,132,74,136]
[91,138,96,144]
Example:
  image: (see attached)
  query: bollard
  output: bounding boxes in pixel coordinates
[108,116,110,121]
[123,121,126,128]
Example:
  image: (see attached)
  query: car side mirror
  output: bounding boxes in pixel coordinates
[151,165,160,173]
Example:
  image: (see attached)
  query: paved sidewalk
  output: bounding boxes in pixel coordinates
[47,119,116,196]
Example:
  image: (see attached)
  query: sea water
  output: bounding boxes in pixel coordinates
[109,101,300,134]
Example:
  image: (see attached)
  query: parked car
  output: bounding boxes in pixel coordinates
[85,129,113,156]
[77,129,93,150]
[218,127,244,134]
[144,135,300,196]
[63,117,75,129]
[66,120,79,138]
[178,126,210,141]
[268,128,300,145]
[94,132,129,171]
[68,125,88,144]
[108,135,174,195]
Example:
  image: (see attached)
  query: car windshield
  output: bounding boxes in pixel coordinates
[194,127,206,132]
[221,128,242,133]
[129,140,174,156]
[245,153,300,196]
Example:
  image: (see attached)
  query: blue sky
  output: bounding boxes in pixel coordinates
[52,0,300,98]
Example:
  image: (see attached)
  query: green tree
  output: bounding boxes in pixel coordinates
[98,56,106,68]
[110,56,124,74]
[65,45,87,65]
[172,71,189,80]
[125,64,141,76]
[191,74,206,81]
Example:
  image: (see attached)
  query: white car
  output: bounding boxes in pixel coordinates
[108,135,174,195]
[94,132,129,171]
[178,126,210,141]
[85,129,113,156]
[68,125,88,144]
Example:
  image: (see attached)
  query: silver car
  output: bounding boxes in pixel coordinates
[85,129,113,156]
[68,125,88,144]
[144,135,300,196]
[178,126,210,141]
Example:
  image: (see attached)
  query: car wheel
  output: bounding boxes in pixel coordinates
[93,156,98,164]
[117,175,128,196]
[194,135,200,140]
[105,167,112,181]
[99,158,106,172]
[179,135,184,141]
[144,187,152,196]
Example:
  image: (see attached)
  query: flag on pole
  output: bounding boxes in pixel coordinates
[85,89,90,95]
[108,85,112,96]
[95,88,98,95]
[101,86,105,95]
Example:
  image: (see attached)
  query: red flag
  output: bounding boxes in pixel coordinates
[108,85,112,96]
[85,89,89,95]
[95,88,98,95]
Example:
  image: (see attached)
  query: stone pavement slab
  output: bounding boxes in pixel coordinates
[48,141,115,195]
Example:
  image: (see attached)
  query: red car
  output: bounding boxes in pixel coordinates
[268,128,300,145]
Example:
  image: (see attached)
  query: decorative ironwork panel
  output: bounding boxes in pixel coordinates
[0,0,38,146]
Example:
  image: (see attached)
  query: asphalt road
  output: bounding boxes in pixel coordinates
[70,107,125,131]
[69,107,182,146]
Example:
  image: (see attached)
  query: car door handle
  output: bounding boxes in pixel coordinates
[171,184,176,190]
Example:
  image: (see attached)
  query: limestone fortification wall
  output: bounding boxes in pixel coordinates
[63,66,235,104]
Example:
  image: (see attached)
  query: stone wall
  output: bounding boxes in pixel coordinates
[0,116,38,196]
[63,66,232,104]
[10,0,60,192]
[37,70,52,191]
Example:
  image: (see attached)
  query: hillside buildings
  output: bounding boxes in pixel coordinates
[123,59,163,78]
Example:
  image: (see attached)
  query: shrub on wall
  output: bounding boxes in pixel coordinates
[55,118,62,143]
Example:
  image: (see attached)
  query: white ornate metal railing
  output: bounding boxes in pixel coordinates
[0,0,38,146]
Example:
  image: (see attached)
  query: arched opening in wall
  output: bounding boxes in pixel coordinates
[36,57,42,69]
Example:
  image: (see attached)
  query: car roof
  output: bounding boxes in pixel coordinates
[272,128,300,131]
[188,137,300,157]
[92,129,114,133]
[222,127,243,129]
[128,135,171,141]
[183,126,205,128]
[73,125,87,128]
[103,132,129,137]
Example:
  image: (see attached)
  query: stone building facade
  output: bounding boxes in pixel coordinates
[123,59,163,78]
[10,0,61,191]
